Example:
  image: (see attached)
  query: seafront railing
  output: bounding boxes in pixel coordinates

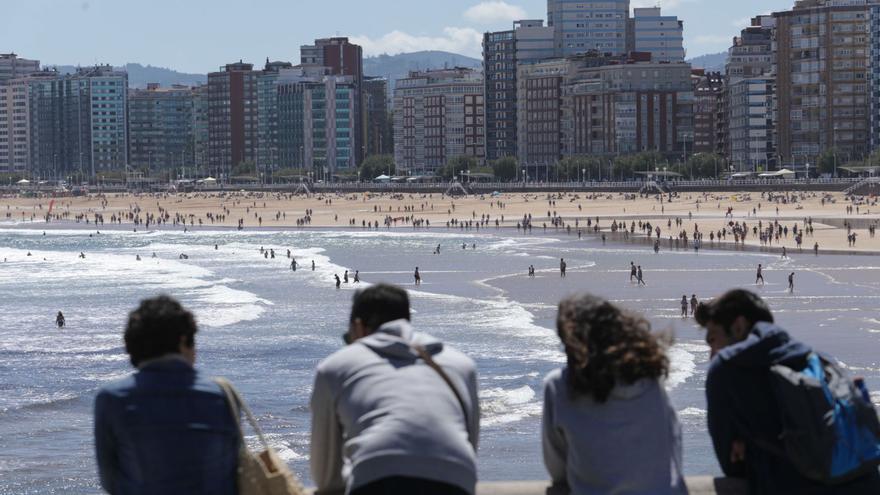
[303,478,748,495]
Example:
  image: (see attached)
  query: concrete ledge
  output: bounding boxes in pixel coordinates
[308,477,748,495]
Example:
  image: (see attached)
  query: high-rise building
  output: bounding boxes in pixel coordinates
[0,77,32,173]
[207,61,258,177]
[483,20,555,162]
[300,38,364,166]
[128,83,194,172]
[0,53,39,82]
[547,0,629,57]
[276,69,359,178]
[394,68,485,175]
[722,15,776,169]
[869,4,880,153]
[363,77,392,156]
[192,85,209,172]
[257,60,294,173]
[692,70,724,154]
[559,58,695,158]
[630,7,685,63]
[517,58,568,178]
[774,0,872,170]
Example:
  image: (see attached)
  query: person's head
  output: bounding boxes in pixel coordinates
[694,289,774,358]
[124,295,197,368]
[556,294,668,403]
[346,284,411,343]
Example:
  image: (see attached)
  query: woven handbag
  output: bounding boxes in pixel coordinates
[215,378,307,495]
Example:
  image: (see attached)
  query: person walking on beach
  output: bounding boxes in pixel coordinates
[690,294,698,316]
[354,270,360,283]
[543,294,686,495]
[414,267,422,286]
[681,296,689,318]
[695,290,880,494]
[310,284,479,495]
[344,270,349,284]
[56,311,65,329]
[630,262,637,282]
[637,266,646,286]
[335,274,342,289]
[781,247,787,259]
[312,260,316,271]
[788,272,794,293]
[94,296,239,494]
[291,259,297,271]
[755,264,764,286]
[560,258,567,278]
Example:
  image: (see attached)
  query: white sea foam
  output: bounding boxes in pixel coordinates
[666,341,708,391]
[677,407,707,419]
[480,385,542,427]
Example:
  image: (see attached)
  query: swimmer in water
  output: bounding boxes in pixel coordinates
[335,274,341,289]
[788,272,794,293]
[312,260,315,271]
[56,311,65,328]
[756,264,764,285]
[414,267,422,286]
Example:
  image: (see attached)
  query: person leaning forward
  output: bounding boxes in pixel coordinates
[310,284,479,495]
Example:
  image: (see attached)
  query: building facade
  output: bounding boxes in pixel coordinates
[483,20,555,162]
[547,0,629,57]
[394,68,485,175]
[692,70,724,154]
[207,61,258,177]
[774,0,872,170]
[0,78,31,173]
[0,53,39,82]
[728,77,775,171]
[363,76,392,157]
[631,7,685,63]
[128,83,194,172]
[256,60,294,173]
[192,85,209,172]
[517,59,568,178]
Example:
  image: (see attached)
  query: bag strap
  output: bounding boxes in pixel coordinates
[215,377,272,452]
[412,345,471,438]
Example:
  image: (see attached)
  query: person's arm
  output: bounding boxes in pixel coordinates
[94,391,119,494]
[310,369,345,495]
[542,378,568,485]
[706,366,747,477]
[466,366,480,452]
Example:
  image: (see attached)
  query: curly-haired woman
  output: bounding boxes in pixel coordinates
[542,294,687,494]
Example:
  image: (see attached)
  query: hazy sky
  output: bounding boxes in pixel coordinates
[4,0,796,73]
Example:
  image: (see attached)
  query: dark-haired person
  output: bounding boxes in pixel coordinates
[543,294,687,494]
[310,284,479,495]
[93,296,238,495]
[695,289,880,495]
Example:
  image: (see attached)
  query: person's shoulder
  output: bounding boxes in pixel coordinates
[316,344,366,376]
[436,342,476,370]
[96,373,137,398]
[542,368,566,396]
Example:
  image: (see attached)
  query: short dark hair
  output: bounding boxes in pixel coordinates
[350,284,411,331]
[124,296,197,367]
[694,289,773,334]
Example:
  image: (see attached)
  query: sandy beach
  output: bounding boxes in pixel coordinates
[2,189,879,254]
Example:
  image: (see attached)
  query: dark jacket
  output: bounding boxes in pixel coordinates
[706,322,880,495]
[94,356,239,495]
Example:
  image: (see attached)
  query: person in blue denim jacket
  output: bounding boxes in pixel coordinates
[94,296,239,495]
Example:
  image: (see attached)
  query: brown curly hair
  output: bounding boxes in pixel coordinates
[557,293,669,403]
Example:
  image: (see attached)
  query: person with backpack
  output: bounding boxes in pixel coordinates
[695,289,880,494]
[310,284,479,495]
[543,294,687,494]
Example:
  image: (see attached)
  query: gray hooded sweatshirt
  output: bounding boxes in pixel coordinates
[542,368,687,495]
[310,319,479,495]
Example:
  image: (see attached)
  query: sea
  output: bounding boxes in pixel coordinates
[1,224,880,494]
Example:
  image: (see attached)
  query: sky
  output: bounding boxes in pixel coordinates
[3,0,797,74]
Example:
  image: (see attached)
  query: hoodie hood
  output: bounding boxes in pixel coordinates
[609,378,655,400]
[717,321,812,368]
[358,319,444,359]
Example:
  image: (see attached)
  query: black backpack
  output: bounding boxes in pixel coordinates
[767,353,880,484]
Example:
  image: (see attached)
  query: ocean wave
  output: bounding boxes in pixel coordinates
[480,385,542,428]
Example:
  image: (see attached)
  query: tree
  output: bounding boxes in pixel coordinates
[491,157,518,181]
[360,155,395,180]
[685,153,723,179]
[817,148,837,176]
[438,156,479,180]
[556,156,604,182]
[232,160,256,177]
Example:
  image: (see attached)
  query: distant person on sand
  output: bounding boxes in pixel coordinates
[637,266,646,286]
[94,296,238,494]
[695,290,880,494]
[310,284,479,495]
[681,296,688,317]
[543,293,686,494]
[630,262,637,282]
[755,264,764,286]
[788,272,794,293]
[56,311,65,328]
[414,267,422,286]
[560,258,567,278]
[690,295,698,316]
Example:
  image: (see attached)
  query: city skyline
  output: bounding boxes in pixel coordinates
[5,0,795,73]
